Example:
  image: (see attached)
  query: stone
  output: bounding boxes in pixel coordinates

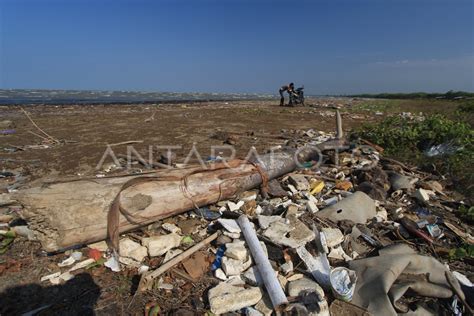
[289,174,310,191]
[242,266,263,286]
[217,218,241,234]
[286,204,302,217]
[222,256,252,276]
[280,261,294,275]
[414,188,431,203]
[87,240,108,252]
[287,273,304,282]
[214,268,227,280]
[163,249,183,263]
[162,223,181,234]
[208,283,262,314]
[225,275,246,286]
[263,216,315,248]
[257,215,282,229]
[216,234,232,246]
[245,307,264,316]
[120,238,148,262]
[321,228,344,248]
[287,184,298,194]
[223,231,241,239]
[255,293,274,316]
[227,200,245,212]
[307,200,319,213]
[278,274,288,289]
[225,241,249,261]
[287,277,325,298]
[240,190,258,202]
[142,233,182,257]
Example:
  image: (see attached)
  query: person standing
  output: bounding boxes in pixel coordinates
[279,82,295,106]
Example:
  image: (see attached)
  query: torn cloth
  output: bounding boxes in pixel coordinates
[349,244,454,316]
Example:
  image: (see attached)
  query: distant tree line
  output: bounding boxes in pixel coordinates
[348,90,474,100]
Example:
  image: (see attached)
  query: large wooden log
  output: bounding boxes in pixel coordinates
[14,149,318,252]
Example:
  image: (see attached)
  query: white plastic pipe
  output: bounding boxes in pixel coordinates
[237,215,288,309]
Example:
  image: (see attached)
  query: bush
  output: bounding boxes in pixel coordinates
[353,114,474,196]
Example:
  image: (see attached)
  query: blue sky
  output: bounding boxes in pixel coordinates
[0,0,472,94]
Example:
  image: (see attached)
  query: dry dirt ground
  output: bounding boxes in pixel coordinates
[0,98,468,315]
[0,98,376,181]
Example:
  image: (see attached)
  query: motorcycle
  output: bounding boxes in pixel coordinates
[288,86,305,106]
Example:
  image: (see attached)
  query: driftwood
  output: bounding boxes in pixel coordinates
[14,112,347,253]
[14,148,328,252]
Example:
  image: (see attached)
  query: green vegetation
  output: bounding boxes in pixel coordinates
[353,114,474,197]
[349,90,474,100]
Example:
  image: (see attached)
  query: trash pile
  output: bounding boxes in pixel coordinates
[1,112,473,315]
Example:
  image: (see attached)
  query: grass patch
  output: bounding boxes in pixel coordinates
[353,114,474,197]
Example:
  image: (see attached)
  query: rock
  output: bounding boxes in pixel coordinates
[142,233,181,257]
[321,228,344,248]
[316,191,376,224]
[255,293,274,316]
[227,201,245,212]
[287,184,298,194]
[225,275,246,286]
[163,248,183,263]
[257,215,282,229]
[414,188,431,203]
[245,307,264,316]
[289,174,310,191]
[87,240,108,251]
[216,234,233,246]
[263,215,315,248]
[299,291,330,316]
[307,200,319,213]
[287,273,304,282]
[222,255,252,276]
[120,238,148,262]
[223,231,241,239]
[208,283,262,314]
[225,241,249,260]
[217,218,241,234]
[240,190,258,202]
[287,277,325,298]
[11,225,36,240]
[215,268,227,280]
[267,179,289,198]
[286,204,302,217]
[278,274,288,289]
[242,266,263,286]
[280,261,294,275]
[162,223,181,234]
